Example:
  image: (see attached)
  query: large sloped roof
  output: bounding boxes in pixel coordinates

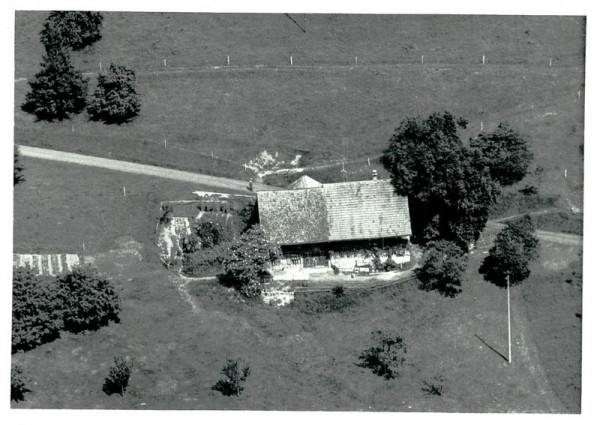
[257,178,412,246]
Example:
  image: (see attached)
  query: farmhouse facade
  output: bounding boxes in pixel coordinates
[256,175,412,276]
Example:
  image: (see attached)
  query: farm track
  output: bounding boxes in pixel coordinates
[18,145,272,192]
[486,221,582,246]
[14,61,584,84]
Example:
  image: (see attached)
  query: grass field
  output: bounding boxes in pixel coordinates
[10,228,581,412]
[12,156,246,256]
[14,13,585,205]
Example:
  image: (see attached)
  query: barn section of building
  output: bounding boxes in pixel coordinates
[256,176,412,272]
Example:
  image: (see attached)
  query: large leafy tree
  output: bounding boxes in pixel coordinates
[479,215,538,286]
[87,64,141,124]
[40,11,104,51]
[382,111,498,250]
[415,240,467,297]
[383,111,531,251]
[222,225,281,298]
[470,122,533,187]
[21,48,88,121]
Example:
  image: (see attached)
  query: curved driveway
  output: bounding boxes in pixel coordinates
[18,145,272,192]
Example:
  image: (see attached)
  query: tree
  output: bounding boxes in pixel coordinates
[87,63,141,124]
[11,365,31,402]
[14,147,25,185]
[102,356,133,397]
[415,240,467,297]
[222,225,281,298]
[383,112,531,251]
[57,265,120,333]
[40,11,104,51]
[470,122,534,187]
[479,215,539,286]
[212,358,251,397]
[21,48,88,121]
[12,266,63,353]
[382,111,498,250]
[357,330,407,380]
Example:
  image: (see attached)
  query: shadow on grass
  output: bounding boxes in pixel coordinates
[475,334,508,362]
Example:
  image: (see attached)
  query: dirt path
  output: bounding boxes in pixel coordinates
[19,145,272,192]
[486,221,582,246]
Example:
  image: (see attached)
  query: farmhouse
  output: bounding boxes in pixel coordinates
[256,174,413,277]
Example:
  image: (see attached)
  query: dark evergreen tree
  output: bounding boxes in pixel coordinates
[479,215,539,286]
[57,266,120,333]
[12,266,63,353]
[21,48,88,121]
[40,11,104,51]
[87,64,141,124]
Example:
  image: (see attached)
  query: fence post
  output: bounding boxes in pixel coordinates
[164,59,167,67]
[482,55,485,65]
[290,56,293,65]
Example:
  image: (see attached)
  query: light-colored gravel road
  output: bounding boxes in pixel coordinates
[18,145,272,192]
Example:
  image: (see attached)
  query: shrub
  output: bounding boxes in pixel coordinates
[87,63,141,124]
[358,330,406,380]
[102,356,133,396]
[331,285,345,297]
[416,240,467,297]
[57,266,120,333]
[12,266,62,353]
[212,358,251,397]
[422,375,445,396]
[40,11,103,51]
[159,204,173,225]
[21,47,88,121]
[181,244,231,277]
[11,365,31,402]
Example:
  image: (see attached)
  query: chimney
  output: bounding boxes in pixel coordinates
[372,170,378,180]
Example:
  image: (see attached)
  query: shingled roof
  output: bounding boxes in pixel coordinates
[257,178,412,246]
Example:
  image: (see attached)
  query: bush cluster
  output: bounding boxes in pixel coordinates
[12,265,120,353]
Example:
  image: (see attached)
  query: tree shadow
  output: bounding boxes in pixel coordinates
[474,334,508,362]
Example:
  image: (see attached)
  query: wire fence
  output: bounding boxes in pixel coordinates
[66,50,586,77]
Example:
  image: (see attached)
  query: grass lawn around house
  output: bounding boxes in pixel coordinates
[11,223,581,411]
[13,156,248,257]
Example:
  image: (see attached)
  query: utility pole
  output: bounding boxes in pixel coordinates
[507,274,512,364]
